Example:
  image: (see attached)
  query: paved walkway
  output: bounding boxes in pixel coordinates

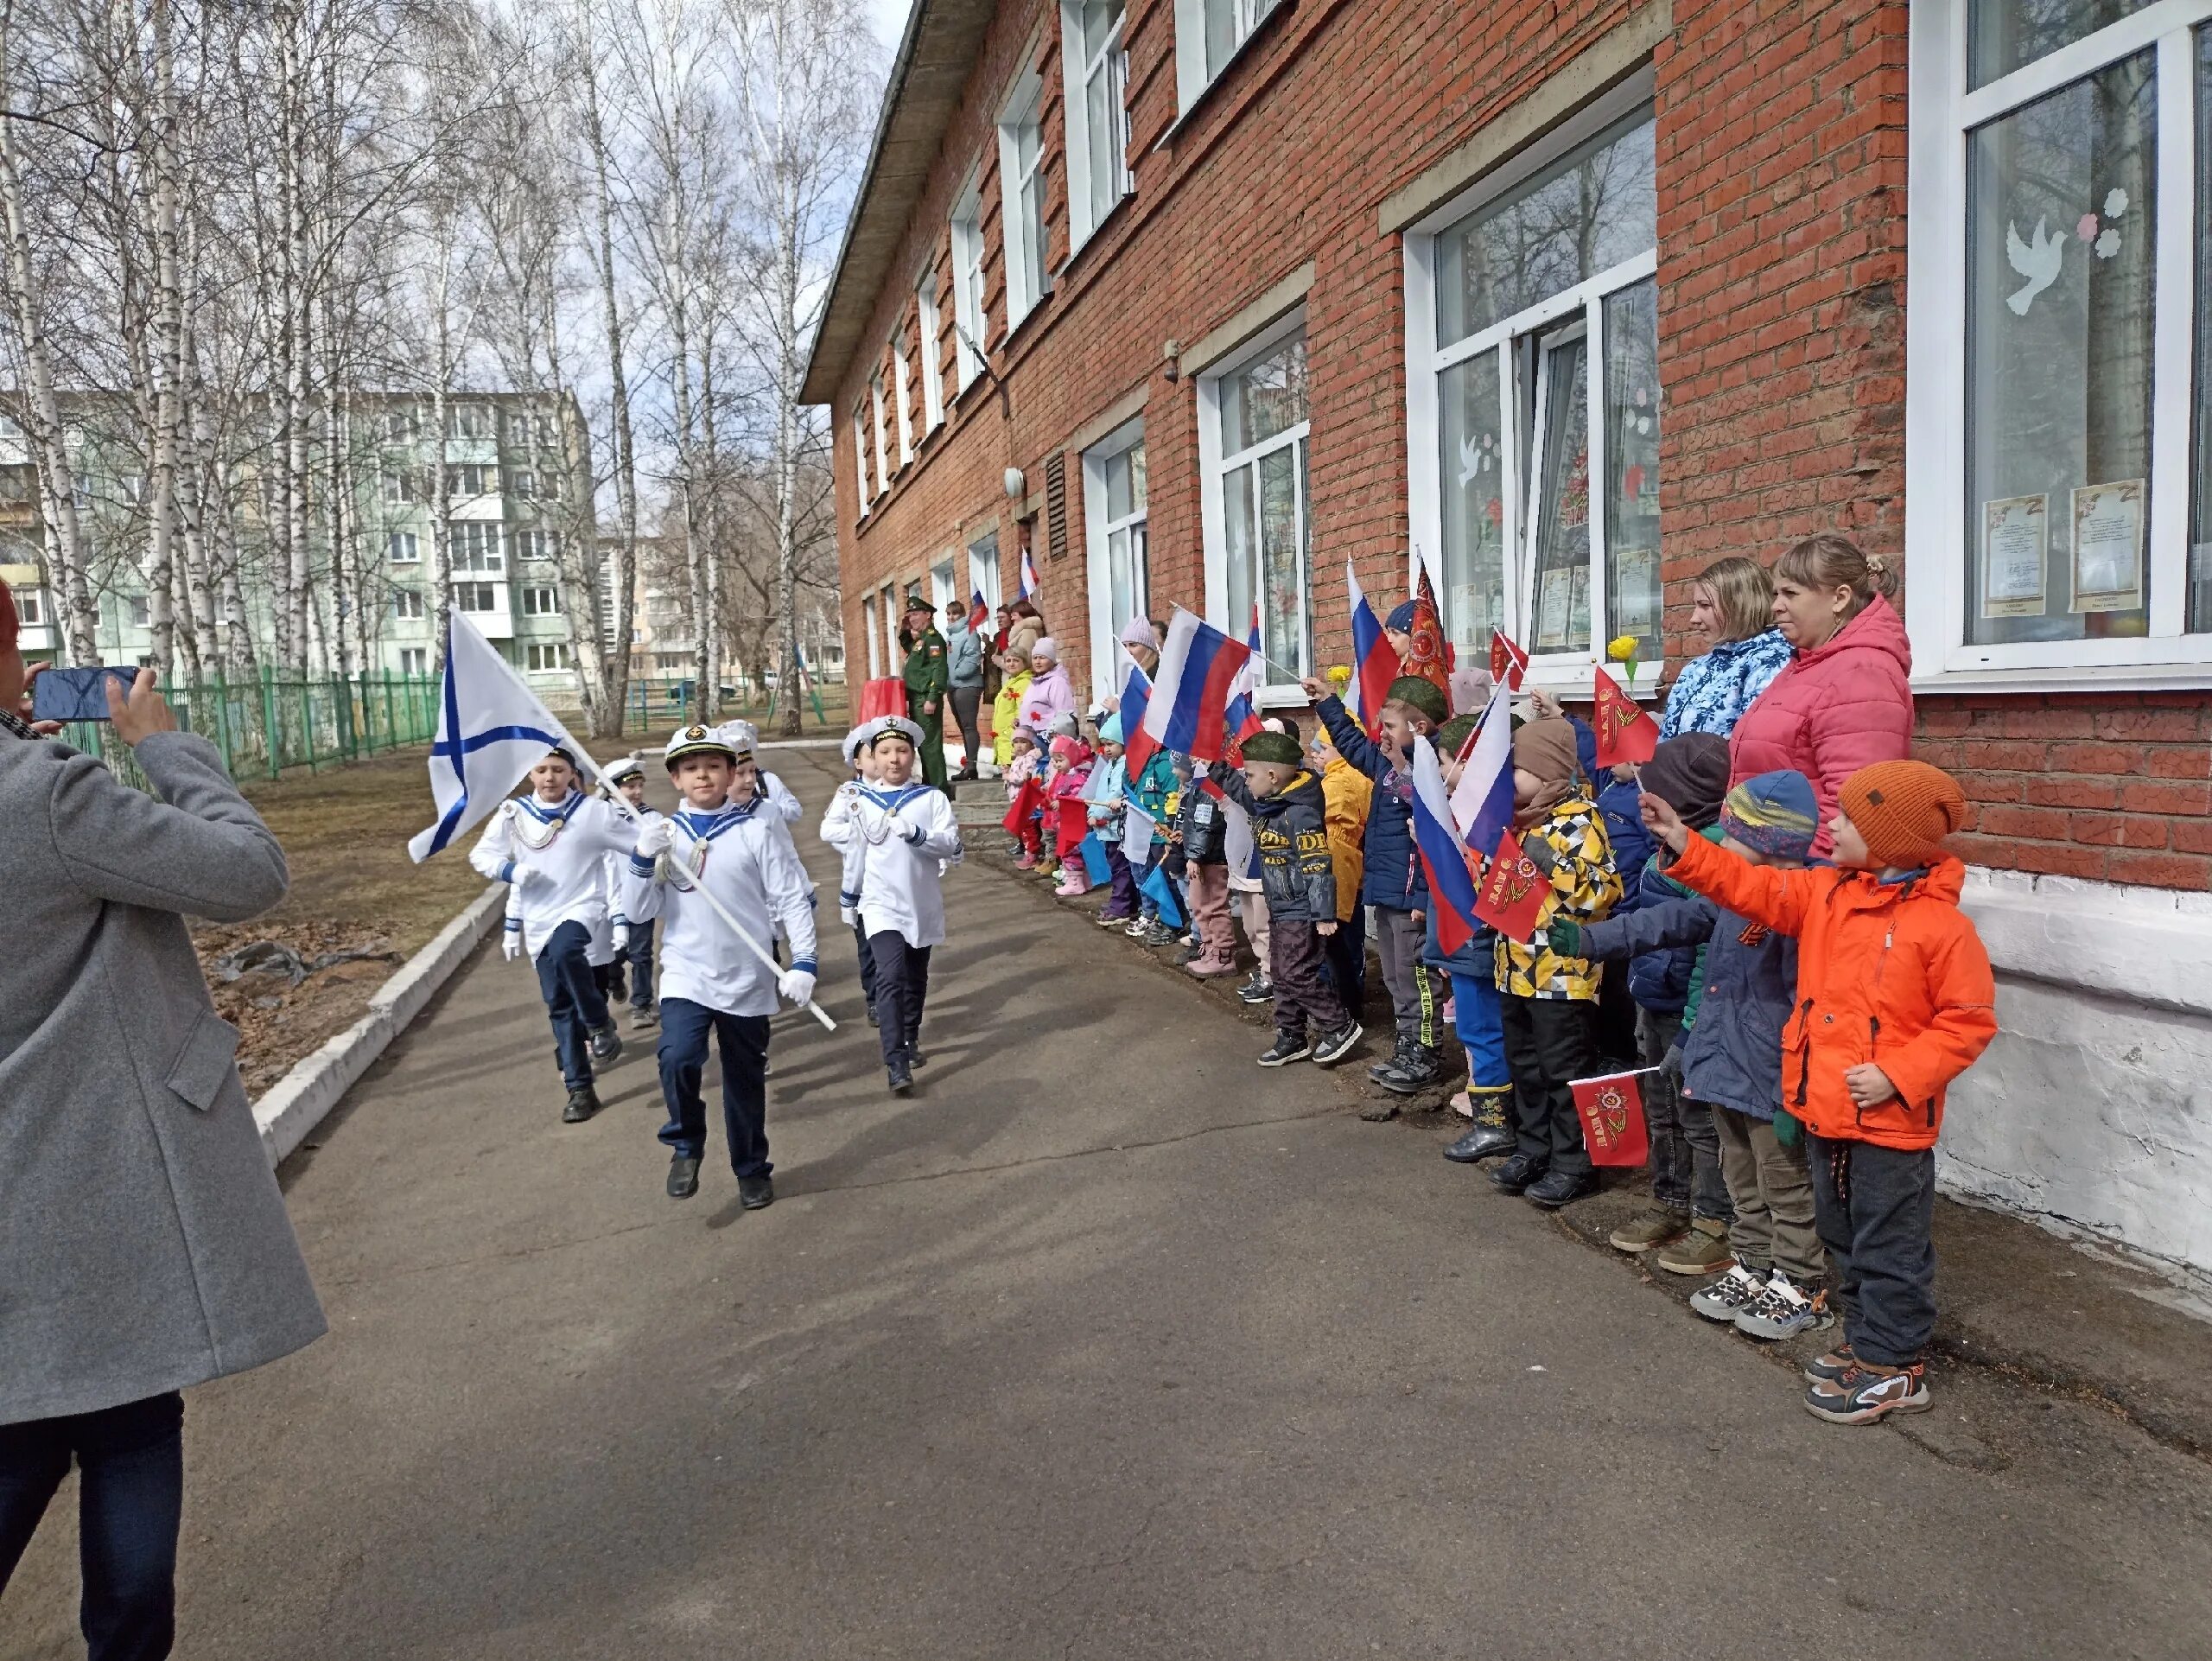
[9,746,2212,1658]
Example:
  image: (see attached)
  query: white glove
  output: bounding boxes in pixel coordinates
[889,811,922,844]
[501,935,521,962]
[634,818,674,860]
[777,969,817,1006]
[612,923,631,951]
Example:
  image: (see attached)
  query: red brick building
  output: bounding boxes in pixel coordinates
[804,0,2212,1270]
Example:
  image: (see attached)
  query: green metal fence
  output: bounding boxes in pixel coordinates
[64,669,442,788]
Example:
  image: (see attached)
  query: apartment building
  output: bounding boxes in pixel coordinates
[805,0,2212,1271]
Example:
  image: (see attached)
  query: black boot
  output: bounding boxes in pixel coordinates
[1367,1034,1413,1084]
[887,1055,913,1095]
[1376,1043,1446,1097]
[563,1084,601,1123]
[1444,1090,1516,1162]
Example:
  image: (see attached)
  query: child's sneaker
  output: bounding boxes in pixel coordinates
[1802,1342,1857,1385]
[1141,920,1179,948]
[1734,1273,1831,1340]
[1096,910,1127,927]
[1311,1021,1363,1066]
[1257,1034,1312,1066]
[1802,1360,1929,1425]
[1688,1263,1768,1323]
[1236,976,1274,1003]
[1055,875,1089,897]
[1608,1206,1692,1254]
[1123,918,1151,938]
[1014,850,1038,870]
[1654,1218,1733,1276]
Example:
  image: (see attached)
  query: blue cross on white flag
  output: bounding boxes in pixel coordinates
[407,612,594,862]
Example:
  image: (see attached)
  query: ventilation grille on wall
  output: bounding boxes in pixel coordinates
[1046,451,1068,561]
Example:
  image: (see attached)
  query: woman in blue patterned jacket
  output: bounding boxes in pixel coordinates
[1659,557,1794,741]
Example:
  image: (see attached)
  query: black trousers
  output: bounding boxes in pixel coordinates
[1269,918,1346,1041]
[0,1391,183,1661]
[1319,903,1368,1015]
[1499,993,1601,1179]
[854,920,878,1015]
[1808,1134,1937,1366]
[656,998,772,1177]
[868,931,932,1066]
[949,684,984,769]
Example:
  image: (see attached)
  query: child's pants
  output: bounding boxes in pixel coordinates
[1235,888,1271,979]
[1499,992,1600,1179]
[1637,1009,1731,1220]
[1449,970,1512,1118]
[1186,862,1235,959]
[1373,907,1442,1051]
[657,998,771,1176]
[1807,1133,1936,1366]
[852,919,877,1015]
[1712,1104,1822,1283]
[868,931,932,1066]
[1102,843,1139,919]
[1268,919,1347,1040]
[1321,904,1367,1010]
[535,920,613,1091]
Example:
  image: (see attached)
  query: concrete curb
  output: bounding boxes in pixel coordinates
[253,882,507,1164]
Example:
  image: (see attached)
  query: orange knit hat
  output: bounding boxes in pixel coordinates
[1838,760,1968,868]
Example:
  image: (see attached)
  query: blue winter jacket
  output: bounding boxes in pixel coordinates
[1315,695,1427,912]
[1623,856,1700,1015]
[1659,627,1793,740]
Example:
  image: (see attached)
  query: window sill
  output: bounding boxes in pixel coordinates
[1912,660,2212,696]
[1154,0,1299,152]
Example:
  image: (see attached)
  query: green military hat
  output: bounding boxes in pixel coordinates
[1240,730,1302,766]
[1385,674,1448,726]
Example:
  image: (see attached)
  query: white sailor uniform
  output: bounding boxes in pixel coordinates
[821,780,962,1074]
[604,801,667,1013]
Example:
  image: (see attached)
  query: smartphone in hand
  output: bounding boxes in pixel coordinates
[30,665,140,723]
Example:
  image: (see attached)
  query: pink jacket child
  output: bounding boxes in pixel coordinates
[1005,725,1047,866]
[1020,640,1077,734]
[1727,593,1912,857]
[1046,734,1096,895]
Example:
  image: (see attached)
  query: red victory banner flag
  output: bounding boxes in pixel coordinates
[1592,665,1658,767]
[1471,827,1552,942]
[1571,1068,1656,1167]
[1490,627,1529,690]
[1000,773,1045,836]
[1403,566,1455,705]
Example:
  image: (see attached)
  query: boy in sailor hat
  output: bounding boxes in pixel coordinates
[820,715,963,1095]
[717,719,804,825]
[471,746,639,1122]
[601,757,664,1028]
[620,724,821,1205]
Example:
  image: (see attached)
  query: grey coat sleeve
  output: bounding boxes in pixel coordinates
[48,731,288,922]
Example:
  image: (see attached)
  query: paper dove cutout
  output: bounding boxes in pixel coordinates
[2005,216,2063,315]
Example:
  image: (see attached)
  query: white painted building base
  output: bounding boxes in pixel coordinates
[1941,869,2212,1281]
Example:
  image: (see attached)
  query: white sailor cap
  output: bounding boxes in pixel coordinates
[604,756,645,786]
[663,723,737,767]
[715,719,760,756]
[841,719,880,767]
[863,715,926,752]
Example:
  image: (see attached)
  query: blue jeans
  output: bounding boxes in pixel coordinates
[1447,970,1510,1091]
[0,1392,183,1661]
[535,920,612,1089]
[657,997,772,1176]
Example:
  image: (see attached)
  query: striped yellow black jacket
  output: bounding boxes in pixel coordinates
[1494,794,1624,1001]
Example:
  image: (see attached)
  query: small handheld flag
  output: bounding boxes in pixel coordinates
[1345,559,1402,735]
[1490,628,1529,690]
[1078,832,1114,886]
[1001,773,1046,836]
[1472,826,1552,942]
[1118,664,1158,774]
[1447,683,1516,855]
[1571,1069,1656,1166]
[1141,607,1255,764]
[1592,665,1658,767]
[1019,549,1041,599]
[1403,565,1454,709]
[968,589,989,632]
[1139,859,1187,929]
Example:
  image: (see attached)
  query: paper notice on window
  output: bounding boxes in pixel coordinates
[1612,546,1659,635]
[1567,566,1590,650]
[2069,480,2145,614]
[1535,567,1573,649]
[1980,493,2047,618]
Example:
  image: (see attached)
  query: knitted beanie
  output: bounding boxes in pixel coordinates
[1384,674,1448,727]
[1638,733,1731,830]
[1385,601,1416,633]
[1720,769,1820,860]
[1241,729,1301,766]
[1840,760,1968,868]
[1098,712,1124,744]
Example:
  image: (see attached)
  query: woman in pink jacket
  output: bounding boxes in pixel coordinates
[1727,535,1913,856]
[1018,638,1077,735]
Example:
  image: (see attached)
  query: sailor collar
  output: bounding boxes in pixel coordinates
[858,783,934,812]
[512,790,583,848]
[673,800,755,842]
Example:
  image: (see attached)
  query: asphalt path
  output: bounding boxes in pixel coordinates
[8,744,2211,1659]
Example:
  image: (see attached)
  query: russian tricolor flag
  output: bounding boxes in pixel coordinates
[1119,663,1157,773]
[1346,560,1402,735]
[1141,607,1253,764]
[968,589,989,632]
[1019,550,1040,599]
[1409,733,1485,956]
[1448,681,1516,855]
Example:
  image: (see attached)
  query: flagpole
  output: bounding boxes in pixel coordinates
[664,835,839,1032]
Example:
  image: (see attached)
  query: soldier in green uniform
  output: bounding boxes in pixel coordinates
[899,593,951,790]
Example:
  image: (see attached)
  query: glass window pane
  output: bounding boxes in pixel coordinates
[2193,25,2212,631]
[1204,0,1236,78]
[1105,449,1133,519]
[1436,112,1655,347]
[1128,521,1149,617]
[1966,50,2156,644]
[1108,526,1135,625]
[1529,334,1591,654]
[1257,444,1304,681]
[1970,0,2156,88]
[1224,461,1256,646]
[1219,333,1307,454]
[1602,279,1662,659]
[1084,0,1121,61]
[1440,347,1508,658]
[1088,68,1115,220]
[1128,442,1147,512]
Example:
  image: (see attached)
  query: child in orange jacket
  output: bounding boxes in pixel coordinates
[1641,759,1997,1428]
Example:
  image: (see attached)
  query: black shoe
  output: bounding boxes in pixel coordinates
[738,1174,775,1210]
[630,1005,658,1030]
[888,1057,913,1095]
[588,1025,623,1066]
[563,1085,601,1123]
[1257,1035,1312,1066]
[908,1045,927,1067]
[1237,977,1275,1004]
[866,1004,880,1028]
[1140,921,1179,948]
[1368,1035,1414,1084]
[952,767,978,782]
[1443,1124,1516,1163]
[1376,1045,1445,1097]
[666,1155,701,1199]
[1487,1152,1546,1193]
[1524,1168,1596,1208]
[1311,1021,1363,1066]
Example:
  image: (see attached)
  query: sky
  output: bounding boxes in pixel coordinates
[866,0,915,53]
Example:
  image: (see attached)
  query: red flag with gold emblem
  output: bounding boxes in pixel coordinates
[1403,567,1454,704]
[1471,827,1551,942]
[1592,665,1658,767]
[1489,627,1529,690]
[1571,1069,1655,1167]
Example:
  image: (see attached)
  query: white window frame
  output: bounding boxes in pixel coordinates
[997,72,1050,328]
[969,528,1002,619]
[1401,73,1660,693]
[1907,0,2212,690]
[880,582,901,671]
[893,330,916,465]
[1062,0,1133,251]
[950,175,989,390]
[1173,0,1281,114]
[862,593,881,677]
[382,470,415,505]
[450,522,505,576]
[1083,420,1148,699]
[870,373,890,497]
[917,276,947,430]
[526,641,570,671]
[522,585,563,616]
[1198,311,1311,701]
[392,589,426,620]
[454,580,500,614]
[16,587,43,626]
[853,408,871,515]
[399,646,428,677]
[387,531,419,564]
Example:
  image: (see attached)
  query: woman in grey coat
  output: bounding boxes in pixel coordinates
[0,578,326,1658]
